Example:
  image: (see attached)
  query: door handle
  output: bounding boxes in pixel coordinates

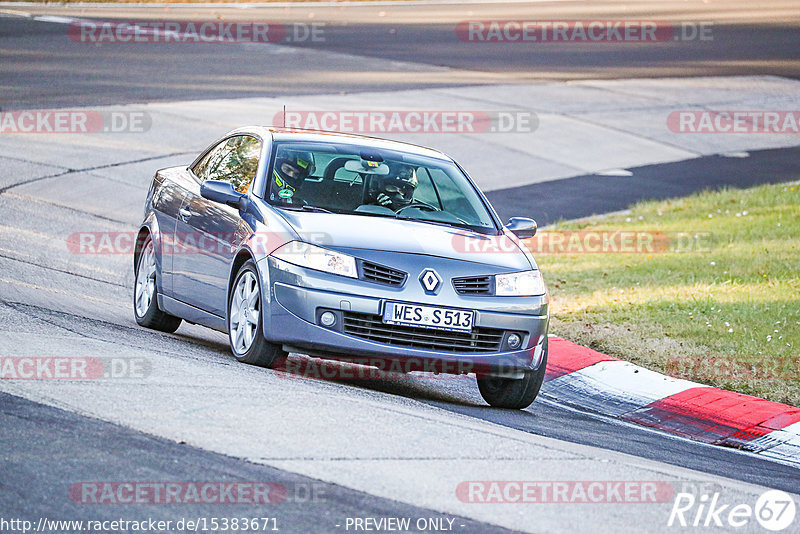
[179,208,193,221]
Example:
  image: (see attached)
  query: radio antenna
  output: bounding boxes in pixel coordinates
[282,105,286,128]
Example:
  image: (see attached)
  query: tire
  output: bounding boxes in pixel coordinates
[133,234,182,333]
[477,339,548,409]
[228,260,287,367]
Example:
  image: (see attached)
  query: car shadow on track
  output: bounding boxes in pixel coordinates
[163,329,541,414]
[273,353,489,408]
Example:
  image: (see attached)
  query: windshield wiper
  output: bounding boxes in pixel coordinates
[277,204,333,214]
[395,214,474,231]
[325,207,493,233]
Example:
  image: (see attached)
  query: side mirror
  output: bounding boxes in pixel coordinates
[200,180,245,208]
[506,217,537,239]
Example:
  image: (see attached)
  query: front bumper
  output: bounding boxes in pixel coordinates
[258,255,549,375]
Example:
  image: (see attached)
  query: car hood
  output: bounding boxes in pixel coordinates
[275,210,533,271]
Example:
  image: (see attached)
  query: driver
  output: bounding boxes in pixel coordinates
[370,163,418,211]
[270,148,315,202]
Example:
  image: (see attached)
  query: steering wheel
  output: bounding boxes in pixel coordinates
[396,202,439,213]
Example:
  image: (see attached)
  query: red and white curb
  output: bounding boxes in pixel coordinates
[544,335,800,467]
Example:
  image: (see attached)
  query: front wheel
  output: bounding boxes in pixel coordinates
[477,340,547,409]
[228,260,286,367]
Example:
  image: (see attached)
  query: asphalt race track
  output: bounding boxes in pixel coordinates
[1,0,799,110]
[487,145,800,224]
[1,1,800,533]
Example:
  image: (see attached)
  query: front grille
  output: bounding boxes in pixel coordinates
[342,311,504,353]
[361,260,406,286]
[453,275,492,295]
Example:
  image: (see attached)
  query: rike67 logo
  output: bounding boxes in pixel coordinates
[668,489,796,531]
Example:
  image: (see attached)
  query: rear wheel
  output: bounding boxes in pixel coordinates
[229,260,286,367]
[133,235,182,333]
[477,339,547,409]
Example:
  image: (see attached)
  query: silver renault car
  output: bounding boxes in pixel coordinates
[134,127,548,408]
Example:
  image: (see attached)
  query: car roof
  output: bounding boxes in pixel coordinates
[230,126,452,162]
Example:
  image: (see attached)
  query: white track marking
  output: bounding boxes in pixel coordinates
[544,360,706,417]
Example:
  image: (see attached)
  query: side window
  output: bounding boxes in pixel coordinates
[192,135,261,193]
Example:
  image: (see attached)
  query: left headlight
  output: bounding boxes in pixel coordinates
[271,241,358,278]
[495,270,546,296]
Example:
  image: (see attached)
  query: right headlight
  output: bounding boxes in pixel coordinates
[495,270,546,296]
[271,241,358,279]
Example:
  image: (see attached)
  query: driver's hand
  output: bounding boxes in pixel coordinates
[376,193,392,206]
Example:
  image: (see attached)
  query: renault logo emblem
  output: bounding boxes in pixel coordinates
[419,269,442,294]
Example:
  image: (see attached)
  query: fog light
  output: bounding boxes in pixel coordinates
[507,333,522,349]
[320,311,336,327]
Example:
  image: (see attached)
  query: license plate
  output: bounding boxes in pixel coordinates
[382,302,475,333]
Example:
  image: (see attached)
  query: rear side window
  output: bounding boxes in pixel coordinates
[192,135,262,193]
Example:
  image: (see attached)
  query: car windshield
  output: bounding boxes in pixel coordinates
[264,141,498,233]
